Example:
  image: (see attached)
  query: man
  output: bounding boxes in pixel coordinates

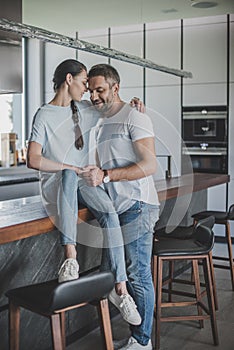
[27,59,143,328]
[81,64,160,350]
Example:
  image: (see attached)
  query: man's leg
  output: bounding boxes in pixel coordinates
[78,181,142,325]
[78,180,127,284]
[119,201,160,346]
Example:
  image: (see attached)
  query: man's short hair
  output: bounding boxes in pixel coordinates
[88,64,120,87]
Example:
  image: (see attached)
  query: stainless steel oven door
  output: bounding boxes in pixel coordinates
[182,148,227,174]
[189,154,227,174]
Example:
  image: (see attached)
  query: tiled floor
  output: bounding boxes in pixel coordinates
[67,243,234,350]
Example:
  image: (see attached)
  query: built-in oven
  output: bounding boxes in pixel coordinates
[182,106,228,174]
[182,147,227,174]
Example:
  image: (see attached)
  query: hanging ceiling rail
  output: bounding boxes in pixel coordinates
[0,18,192,78]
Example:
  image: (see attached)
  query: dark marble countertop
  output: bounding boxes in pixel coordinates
[0,167,39,186]
[0,172,230,245]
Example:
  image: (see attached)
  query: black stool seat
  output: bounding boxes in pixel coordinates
[155,225,194,240]
[192,204,234,223]
[193,210,229,223]
[154,217,218,310]
[6,271,114,315]
[152,216,219,350]
[153,231,213,257]
[6,271,115,350]
[192,204,234,291]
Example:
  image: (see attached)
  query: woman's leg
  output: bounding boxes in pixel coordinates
[41,169,80,282]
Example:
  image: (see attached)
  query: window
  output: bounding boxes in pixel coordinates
[0,93,24,167]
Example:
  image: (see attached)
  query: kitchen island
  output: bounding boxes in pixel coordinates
[0,172,229,350]
[0,172,229,244]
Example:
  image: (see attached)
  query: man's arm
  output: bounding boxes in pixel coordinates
[81,97,145,113]
[27,141,81,174]
[81,137,156,187]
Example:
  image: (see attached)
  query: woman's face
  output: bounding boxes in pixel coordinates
[68,70,88,101]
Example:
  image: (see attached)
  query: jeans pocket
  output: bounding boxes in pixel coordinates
[148,206,160,233]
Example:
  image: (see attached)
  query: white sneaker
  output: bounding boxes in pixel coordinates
[119,337,152,350]
[58,258,79,283]
[108,288,141,326]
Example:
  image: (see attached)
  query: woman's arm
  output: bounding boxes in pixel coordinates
[27,141,81,174]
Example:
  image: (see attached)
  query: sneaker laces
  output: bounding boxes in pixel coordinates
[119,294,137,315]
[125,337,137,348]
[58,259,78,276]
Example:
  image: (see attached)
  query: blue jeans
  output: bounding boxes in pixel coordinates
[102,201,160,346]
[42,169,128,283]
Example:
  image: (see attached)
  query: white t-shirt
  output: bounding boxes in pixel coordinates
[29,100,99,188]
[96,103,160,213]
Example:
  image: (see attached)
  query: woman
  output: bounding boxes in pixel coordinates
[27,59,141,326]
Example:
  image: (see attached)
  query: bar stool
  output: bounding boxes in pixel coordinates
[6,271,115,350]
[192,204,234,290]
[154,218,218,310]
[152,216,219,350]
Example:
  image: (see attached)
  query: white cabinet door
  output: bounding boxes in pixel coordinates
[110,24,143,88]
[145,20,181,87]
[229,83,234,182]
[44,42,76,99]
[183,15,227,84]
[78,29,109,71]
[208,183,227,237]
[230,14,234,83]
[183,83,227,105]
[146,85,181,178]
[183,15,227,105]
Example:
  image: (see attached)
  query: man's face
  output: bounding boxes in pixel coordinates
[88,75,118,114]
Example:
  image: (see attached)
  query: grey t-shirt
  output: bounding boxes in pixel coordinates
[96,103,160,213]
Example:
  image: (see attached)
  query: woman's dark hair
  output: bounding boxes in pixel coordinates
[53,59,87,150]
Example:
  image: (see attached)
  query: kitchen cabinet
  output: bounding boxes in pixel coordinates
[110,24,143,89]
[230,14,234,83]
[146,85,181,179]
[183,83,227,106]
[44,43,76,102]
[0,0,22,94]
[78,28,109,71]
[208,183,227,237]
[145,20,181,87]
[183,15,227,106]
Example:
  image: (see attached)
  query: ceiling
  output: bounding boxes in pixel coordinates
[23,0,234,35]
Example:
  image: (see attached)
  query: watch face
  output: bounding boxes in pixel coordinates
[103,175,110,184]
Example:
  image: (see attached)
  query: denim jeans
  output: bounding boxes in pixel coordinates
[102,200,160,346]
[41,169,127,283]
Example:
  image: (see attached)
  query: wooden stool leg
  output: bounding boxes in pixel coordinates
[60,312,66,350]
[225,222,234,290]
[97,298,114,350]
[50,314,64,350]
[203,256,219,346]
[152,255,157,292]
[168,261,174,302]
[208,251,218,310]
[192,260,204,328]
[155,256,163,350]
[9,301,20,350]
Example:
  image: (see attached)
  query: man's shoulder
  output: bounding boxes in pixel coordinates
[127,105,151,124]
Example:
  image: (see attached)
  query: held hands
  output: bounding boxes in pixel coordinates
[79,165,104,186]
[130,97,145,113]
